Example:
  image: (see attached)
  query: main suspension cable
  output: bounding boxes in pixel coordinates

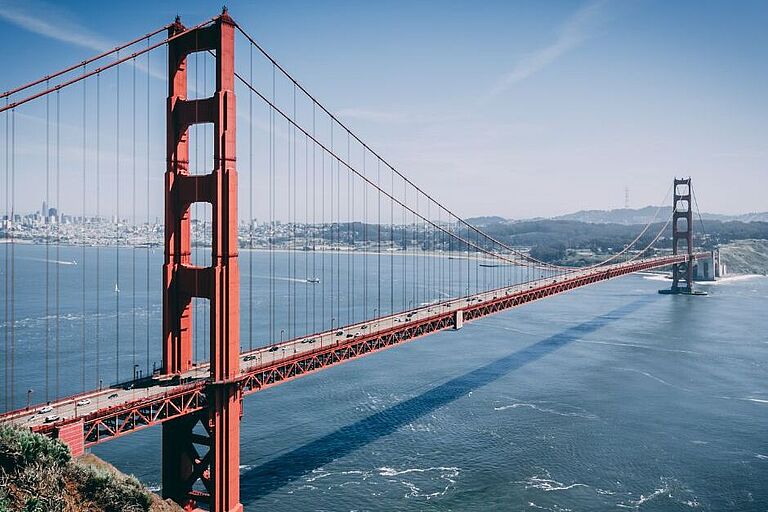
[0,17,218,114]
[0,24,171,100]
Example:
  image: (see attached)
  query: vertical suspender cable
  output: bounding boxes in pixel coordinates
[329,134,333,328]
[466,223,470,297]
[3,99,8,410]
[55,91,61,399]
[363,148,368,319]
[304,130,309,335]
[377,159,381,319]
[248,44,253,352]
[313,104,318,333]
[286,112,291,339]
[269,64,275,344]
[347,132,351,325]
[292,84,297,339]
[287,115,292,339]
[390,166,393,315]
[116,53,121,385]
[131,57,137,382]
[96,72,101,390]
[335,127,339,325]
[194,51,200,362]
[336,148,341,325]
[45,81,50,402]
[402,180,406,310]
[321,142,325,330]
[81,66,87,392]
[415,193,418,305]
[146,39,152,374]
[10,108,15,408]
[202,51,208,360]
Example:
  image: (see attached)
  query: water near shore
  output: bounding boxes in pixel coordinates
[2,245,767,510]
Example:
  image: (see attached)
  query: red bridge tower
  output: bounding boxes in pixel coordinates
[660,177,705,295]
[162,10,242,512]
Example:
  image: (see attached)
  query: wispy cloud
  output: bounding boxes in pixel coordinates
[0,0,112,52]
[488,0,611,98]
[0,0,167,82]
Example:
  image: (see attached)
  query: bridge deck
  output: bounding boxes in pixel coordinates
[1,254,699,446]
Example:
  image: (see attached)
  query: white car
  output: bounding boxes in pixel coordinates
[44,414,59,423]
[76,399,91,406]
[38,405,53,414]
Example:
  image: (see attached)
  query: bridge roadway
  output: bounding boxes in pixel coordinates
[1,253,700,447]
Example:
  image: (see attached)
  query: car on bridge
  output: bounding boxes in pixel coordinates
[38,405,53,414]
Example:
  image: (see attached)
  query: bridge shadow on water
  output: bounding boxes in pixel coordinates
[241,296,656,503]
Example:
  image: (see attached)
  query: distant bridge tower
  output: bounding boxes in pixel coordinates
[162,10,243,512]
[660,177,704,295]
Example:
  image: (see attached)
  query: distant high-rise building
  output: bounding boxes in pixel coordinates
[42,200,47,218]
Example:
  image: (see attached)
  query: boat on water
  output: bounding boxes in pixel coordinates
[306,277,320,284]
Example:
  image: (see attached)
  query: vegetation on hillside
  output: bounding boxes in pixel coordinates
[0,426,179,512]
[719,239,768,275]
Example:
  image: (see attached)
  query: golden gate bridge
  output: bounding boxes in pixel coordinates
[0,9,708,511]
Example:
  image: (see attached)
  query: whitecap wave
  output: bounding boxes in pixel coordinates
[494,399,597,420]
[617,477,700,509]
[515,469,588,493]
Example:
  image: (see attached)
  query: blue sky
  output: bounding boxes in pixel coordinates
[0,0,766,218]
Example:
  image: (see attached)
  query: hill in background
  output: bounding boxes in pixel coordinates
[468,207,768,226]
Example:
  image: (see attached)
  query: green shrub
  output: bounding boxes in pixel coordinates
[0,426,152,512]
[67,463,152,512]
[0,426,70,470]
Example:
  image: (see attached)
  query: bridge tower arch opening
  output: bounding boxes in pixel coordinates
[162,9,243,512]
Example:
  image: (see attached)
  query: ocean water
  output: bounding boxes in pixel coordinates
[2,245,768,510]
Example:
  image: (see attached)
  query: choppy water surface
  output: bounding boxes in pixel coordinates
[4,246,767,510]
